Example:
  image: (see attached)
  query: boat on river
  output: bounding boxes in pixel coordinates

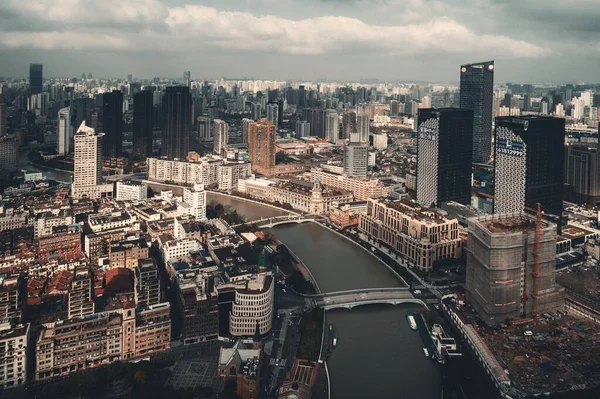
[407,315,418,331]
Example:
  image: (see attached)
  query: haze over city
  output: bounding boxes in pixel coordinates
[1,0,599,82]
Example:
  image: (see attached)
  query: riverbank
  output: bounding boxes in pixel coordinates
[207,190,301,217]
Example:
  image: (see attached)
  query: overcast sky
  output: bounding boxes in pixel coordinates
[0,0,597,83]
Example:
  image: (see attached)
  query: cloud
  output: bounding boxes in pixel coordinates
[0,2,550,59]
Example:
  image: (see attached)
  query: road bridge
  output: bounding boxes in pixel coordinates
[307,287,426,310]
[233,215,319,229]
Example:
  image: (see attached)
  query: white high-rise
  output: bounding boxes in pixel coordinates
[72,121,113,199]
[212,119,229,155]
[57,107,71,156]
[325,112,339,143]
[357,114,370,143]
[181,184,207,220]
[266,103,279,127]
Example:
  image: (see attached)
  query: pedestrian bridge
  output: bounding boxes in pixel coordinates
[307,287,426,310]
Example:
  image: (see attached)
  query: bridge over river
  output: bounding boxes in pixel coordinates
[305,287,426,310]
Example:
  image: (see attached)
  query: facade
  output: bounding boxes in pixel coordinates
[227,273,274,336]
[36,224,82,263]
[109,239,149,270]
[241,118,253,144]
[295,121,310,138]
[357,114,370,143]
[325,112,339,143]
[248,119,276,175]
[147,155,222,186]
[132,90,154,157]
[465,214,565,326]
[29,63,43,94]
[198,117,212,141]
[311,168,390,201]
[135,258,161,308]
[176,271,219,344]
[219,341,261,399]
[342,111,357,139]
[329,201,366,228]
[162,86,191,159]
[359,199,462,271]
[72,122,113,199]
[343,142,368,178]
[237,177,273,201]
[68,266,94,320]
[493,116,565,224]
[0,276,22,322]
[101,90,123,158]
[270,179,353,214]
[213,119,229,155]
[266,103,279,127]
[0,135,18,174]
[57,107,71,156]
[372,133,387,150]
[0,323,29,388]
[181,184,207,220]
[460,61,494,164]
[564,144,600,206]
[116,181,148,202]
[218,162,252,191]
[416,108,473,207]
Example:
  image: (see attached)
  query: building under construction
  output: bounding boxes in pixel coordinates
[465,213,564,326]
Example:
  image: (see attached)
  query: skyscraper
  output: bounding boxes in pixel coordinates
[493,116,565,224]
[251,103,262,121]
[564,144,600,206]
[241,118,253,144]
[162,87,191,159]
[101,90,123,158]
[416,108,474,207]
[29,64,43,95]
[357,114,370,143]
[302,108,326,138]
[325,112,339,143]
[198,117,212,141]
[248,119,276,175]
[266,103,279,127]
[213,119,229,154]
[342,111,357,139]
[0,135,18,174]
[460,60,494,164]
[57,107,72,156]
[343,142,368,178]
[295,121,310,138]
[133,90,154,157]
[72,121,113,199]
[0,97,6,136]
[183,71,191,86]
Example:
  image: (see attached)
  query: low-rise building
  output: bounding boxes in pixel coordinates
[237,176,274,201]
[219,340,261,399]
[116,181,147,202]
[33,210,75,238]
[359,198,462,271]
[270,179,352,215]
[36,224,83,263]
[311,168,390,201]
[329,201,367,228]
[109,238,149,270]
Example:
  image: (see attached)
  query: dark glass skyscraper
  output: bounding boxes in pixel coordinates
[133,90,154,158]
[162,87,191,159]
[416,108,474,207]
[29,63,43,95]
[493,116,565,226]
[101,90,123,158]
[460,60,494,164]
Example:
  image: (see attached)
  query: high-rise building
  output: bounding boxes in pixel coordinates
[182,184,207,220]
[302,108,326,138]
[295,121,310,138]
[342,111,357,139]
[68,266,95,320]
[72,97,95,128]
[465,214,564,326]
[0,135,18,174]
[241,118,253,144]
[251,103,262,121]
[0,97,6,136]
[0,323,29,388]
[357,114,370,143]
[135,258,161,309]
[162,87,191,159]
[248,119,276,175]
[133,90,154,157]
[325,112,339,143]
[343,142,368,178]
[416,108,474,207]
[213,119,229,154]
[564,143,600,206]
[57,107,71,156]
[72,121,113,199]
[183,71,191,86]
[101,90,123,158]
[493,116,565,224]
[29,63,43,95]
[266,103,279,127]
[460,60,494,164]
[198,116,212,141]
[390,100,400,116]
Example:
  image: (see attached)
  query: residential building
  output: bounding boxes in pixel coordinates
[460,61,494,164]
[0,135,18,174]
[57,107,71,156]
[248,119,276,175]
[493,116,565,225]
[218,162,252,191]
[33,210,74,238]
[176,270,219,345]
[342,111,357,139]
[135,258,161,308]
[198,116,212,141]
[0,323,29,388]
[357,114,370,143]
[266,103,279,127]
[116,181,148,202]
[35,224,82,263]
[465,214,564,326]
[325,112,339,143]
[68,266,94,320]
[213,119,229,155]
[72,122,113,199]
[416,108,474,207]
[147,155,222,186]
[359,198,462,271]
[241,118,253,144]
[0,276,22,323]
[109,239,149,270]
[102,90,123,158]
[132,90,154,157]
[162,86,191,159]
[180,183,207,220]
[372,133,387,150]
[311,168,390,201]
[295,121,310,138]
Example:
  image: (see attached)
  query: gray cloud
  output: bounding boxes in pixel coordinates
[0,0,596,83]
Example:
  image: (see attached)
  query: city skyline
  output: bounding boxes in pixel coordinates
[1,1,599,83]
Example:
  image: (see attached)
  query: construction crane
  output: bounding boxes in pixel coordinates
[472,190,544,317]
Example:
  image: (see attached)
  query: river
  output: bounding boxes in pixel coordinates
[18,150,73,183]
[205,195,442,399]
